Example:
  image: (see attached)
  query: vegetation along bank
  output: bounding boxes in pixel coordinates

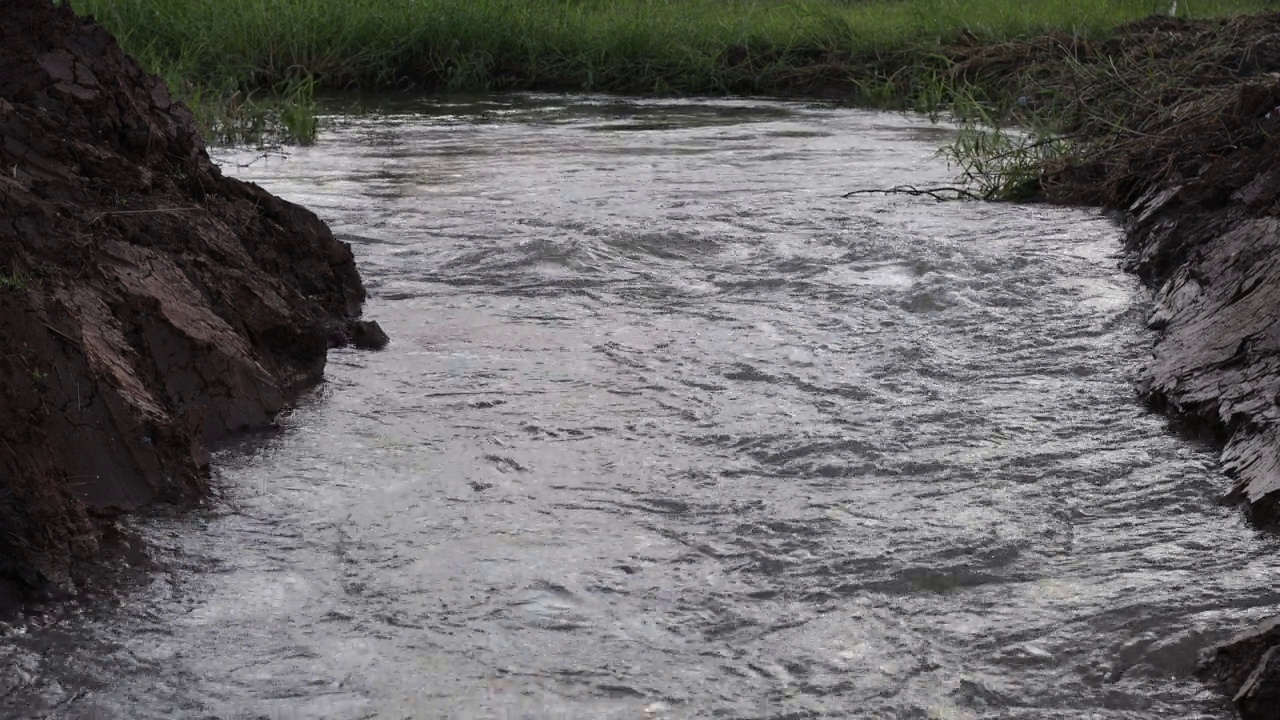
[33,0,1280,716]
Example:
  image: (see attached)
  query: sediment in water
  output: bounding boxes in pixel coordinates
[0,0,384,597]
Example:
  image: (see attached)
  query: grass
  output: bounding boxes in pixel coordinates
[63,0,1280,209]
[0,271,29,293]
[928,10,1280,204]
[70,0,1278,144]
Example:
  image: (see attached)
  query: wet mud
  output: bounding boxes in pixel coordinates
[0,0,381,597]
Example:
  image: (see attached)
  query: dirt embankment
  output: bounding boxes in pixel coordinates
[814,13,1280,717]
[0,0,385,598]
[1008,15,1280,530]
[958,14,1280,719]
[1126,106,1280,720]
[1120,78,1280,720]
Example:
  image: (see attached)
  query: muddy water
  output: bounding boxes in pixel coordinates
[6,96,1280,720]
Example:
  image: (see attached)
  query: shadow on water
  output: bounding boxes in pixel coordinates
[4,94,1279,719]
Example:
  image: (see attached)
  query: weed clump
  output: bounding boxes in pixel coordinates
[926,13,1280,204]
[0,270,29,292]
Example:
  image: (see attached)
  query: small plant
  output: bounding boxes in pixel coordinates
[30,368,47,384]
[0,271,29,292]
[279,105,318,145]
[941,125,1071,200]
[275,76,319,146]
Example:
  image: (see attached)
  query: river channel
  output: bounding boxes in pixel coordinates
[5,95,1280,719]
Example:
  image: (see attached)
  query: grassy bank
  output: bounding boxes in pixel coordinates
[67,0,1280,209]
[71,0,1274,141]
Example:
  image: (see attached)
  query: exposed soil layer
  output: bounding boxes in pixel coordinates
[1122,95,1280,720]
[0,0,383,597]
[1132,126,1280,718]
[1001,15,1280,529]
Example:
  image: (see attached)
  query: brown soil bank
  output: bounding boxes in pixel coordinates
[0,0,385,598]
[945,13,1280,719]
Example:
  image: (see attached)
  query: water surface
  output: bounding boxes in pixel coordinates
[5,95,1279,720]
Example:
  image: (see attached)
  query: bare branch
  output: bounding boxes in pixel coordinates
[841,184,983,202]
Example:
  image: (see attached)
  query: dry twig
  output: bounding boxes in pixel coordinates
[842,184,982,201]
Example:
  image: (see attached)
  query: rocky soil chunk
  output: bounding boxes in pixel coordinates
[0,0,382,595]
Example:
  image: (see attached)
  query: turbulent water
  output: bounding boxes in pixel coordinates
[6,95,1280,720]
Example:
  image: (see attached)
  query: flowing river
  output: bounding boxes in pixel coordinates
[6,95,1280,720]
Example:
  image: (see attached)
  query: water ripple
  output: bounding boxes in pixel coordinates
[4,94,1277,720]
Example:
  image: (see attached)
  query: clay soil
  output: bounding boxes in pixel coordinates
[0,0,384,599]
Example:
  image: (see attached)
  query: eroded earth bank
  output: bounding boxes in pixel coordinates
[838,14,1280,715]
[1063,17,1280,718]
[0,0,382,599]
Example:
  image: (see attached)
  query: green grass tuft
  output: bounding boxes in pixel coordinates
[0,271,29,293]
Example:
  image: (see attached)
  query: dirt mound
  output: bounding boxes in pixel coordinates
[0,0,384,596]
